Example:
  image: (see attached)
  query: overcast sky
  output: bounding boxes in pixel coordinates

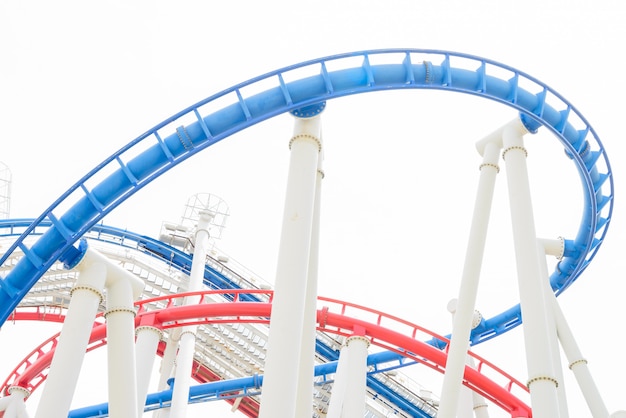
[1,1,624,417]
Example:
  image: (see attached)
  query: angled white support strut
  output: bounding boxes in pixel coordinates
[34,248,107,418]
[502,119,561,417]
[535,238,609,417]
[437,119,504,418]
[34,245,144,418]
[446,299,490,418]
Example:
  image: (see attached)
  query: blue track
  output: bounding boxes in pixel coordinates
[67,351,428,418]
[0,218,429,416]
[0,48,613,344]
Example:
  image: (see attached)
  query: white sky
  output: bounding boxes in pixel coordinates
[1,1,624,417]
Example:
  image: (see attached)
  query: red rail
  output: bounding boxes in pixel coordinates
[3,289,531,417]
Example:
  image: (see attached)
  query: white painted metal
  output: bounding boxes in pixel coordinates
[2,214,433,417]
[549,278,608,416]
[135,325,163,417]
[469,356,490,418]
[342,335,370,417]
[152,327,181,418]
[104,250,145,418]
[502,119,561,417]
[34,250,107,418]
[258,114,322,418]
[0,386,29,418]
[326,342,349,418]
[295,136,324,417]
[169,210,213,418]
[447,299,491,418]
[437,131,502,418]
[0,394,10,413]
[537,238,565,258]
[536,242,568,417]
[457,374,474,418]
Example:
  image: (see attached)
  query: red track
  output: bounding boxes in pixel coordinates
[3,290,531,417]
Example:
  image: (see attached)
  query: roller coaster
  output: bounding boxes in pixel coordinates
[0,49,621,417]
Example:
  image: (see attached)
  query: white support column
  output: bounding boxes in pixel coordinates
[295,144,324,417]
[536,241,568,418]
[469,359,490,418]
[258,113,322,418]
[152,328,181,418]
[105,253,145,418]
[502,119,560,417]
[34,250,107,418]
[1,386,30,418]
[169,210,213,418]
[156,328,181,392]
[437,131,501,418]
[551,287,609,416]
[447,299,491,418]
[327,343,349,418]
[326,333,370,418]
[342,334,370,417]
[135,325,163,417]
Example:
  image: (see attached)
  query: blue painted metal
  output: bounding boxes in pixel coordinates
[67,351,430,418]
[1,218,429,416]
[290,101,327,118]
[0,49,613,346]
[0,219,258,300]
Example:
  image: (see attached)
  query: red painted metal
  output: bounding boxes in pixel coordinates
[3,290,531,417]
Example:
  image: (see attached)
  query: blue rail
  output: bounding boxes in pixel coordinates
[0,49,613,347]
[1,219,429,416]
[0,219,256,300]
[68,351,430,418]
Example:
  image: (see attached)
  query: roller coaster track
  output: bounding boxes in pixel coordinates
[0,220,440,416]
[0,48,613,417]
[4,289,531,417]
[0,49,613,348]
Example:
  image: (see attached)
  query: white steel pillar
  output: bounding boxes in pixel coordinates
[437,128,502,418]
[169,210,213,417]
[34,249,107,418]
[536,240,568,417]
[156,327,181,391]
[258,112,322,418]
[446,299,490,418]
[135,325,163,417]
[502,119,560,417]
[550,282,608,416]
[152,327,181,418]
[295,146,324,417]
[0,386,29,418]
[105,253,145,418]
[342,334,370,417]
[468,356,490,418]
[326,333,370,417]
[326,343,349,418]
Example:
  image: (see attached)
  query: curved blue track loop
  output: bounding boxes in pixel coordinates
[0,49,614,347]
